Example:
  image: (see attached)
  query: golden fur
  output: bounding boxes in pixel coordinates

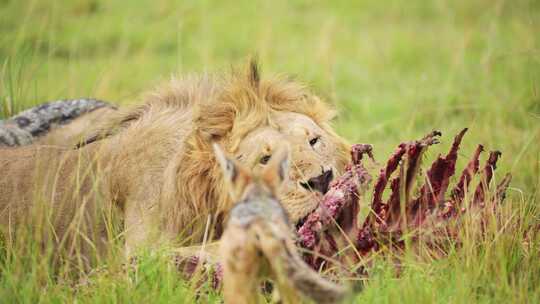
[35,107,117,147]
[0,60,350,262]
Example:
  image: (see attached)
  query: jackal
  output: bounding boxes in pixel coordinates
[214,144,346,304]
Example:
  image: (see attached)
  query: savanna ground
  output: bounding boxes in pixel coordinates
[0,0,539,303]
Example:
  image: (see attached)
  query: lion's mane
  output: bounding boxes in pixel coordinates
[81,60,349,244]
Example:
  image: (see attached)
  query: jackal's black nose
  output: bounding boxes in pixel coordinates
[300,169,333,194]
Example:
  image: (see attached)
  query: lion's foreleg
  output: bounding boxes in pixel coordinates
[164,242,223,290]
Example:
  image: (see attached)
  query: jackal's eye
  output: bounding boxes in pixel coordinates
[259,155,271,165]
[309,136,320,147]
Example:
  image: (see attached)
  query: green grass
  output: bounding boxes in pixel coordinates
[1,0,539,302]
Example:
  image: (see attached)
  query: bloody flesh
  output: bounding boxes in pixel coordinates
[296,129,512,268]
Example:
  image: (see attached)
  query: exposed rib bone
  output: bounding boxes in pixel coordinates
[297,144,373,250]
[473,151,502,206]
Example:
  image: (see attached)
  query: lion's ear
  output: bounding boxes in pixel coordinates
[247,56,260,90]
[262,146,290,191]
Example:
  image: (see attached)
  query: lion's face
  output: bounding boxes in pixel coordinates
[235,111,346,225]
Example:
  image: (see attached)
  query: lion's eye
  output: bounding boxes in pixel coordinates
[260,155,271,165]
[309,136,320,147]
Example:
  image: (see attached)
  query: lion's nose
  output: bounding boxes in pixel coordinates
[300,169,333,194]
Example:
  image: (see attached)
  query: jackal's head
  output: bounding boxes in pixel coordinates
[213,143,289,203]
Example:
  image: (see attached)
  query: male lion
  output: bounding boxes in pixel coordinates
[0,60,350,266]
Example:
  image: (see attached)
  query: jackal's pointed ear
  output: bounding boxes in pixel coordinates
[213,143,252,201]
[262,146,290,190]
[213,143,238,183]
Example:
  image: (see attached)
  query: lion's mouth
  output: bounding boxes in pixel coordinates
[295,171,334,231]
[299,169,334,194]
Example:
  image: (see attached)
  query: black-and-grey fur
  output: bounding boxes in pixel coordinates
[0,98,113,147]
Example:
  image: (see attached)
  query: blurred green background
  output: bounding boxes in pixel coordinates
[0,0,539,302]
